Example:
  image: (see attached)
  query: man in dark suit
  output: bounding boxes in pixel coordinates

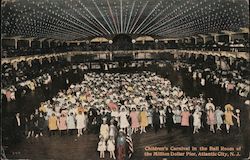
[13,112,25,143]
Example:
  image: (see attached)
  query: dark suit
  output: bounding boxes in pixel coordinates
[12,115,25,143]
[153,110,160,133]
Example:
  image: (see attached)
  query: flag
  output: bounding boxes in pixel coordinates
[126,135,134,159]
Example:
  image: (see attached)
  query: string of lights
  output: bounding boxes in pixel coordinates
[1,0,249,40]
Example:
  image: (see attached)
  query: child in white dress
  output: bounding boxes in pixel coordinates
[107,136,116,159]
[193,109,202,134]
[98,137,106,158]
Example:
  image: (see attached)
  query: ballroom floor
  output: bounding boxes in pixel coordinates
[2,63,249,160]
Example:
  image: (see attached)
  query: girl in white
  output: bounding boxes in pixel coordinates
[75,111,86,137]
[100,118,109,141]
[107,136,116,159]
[109,119,117,138]
[98,136,106,158]
[193,109,202,134]
[119,107,130,131]
[159,107,165,128]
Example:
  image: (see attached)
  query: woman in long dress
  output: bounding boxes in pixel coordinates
[207,107,216,133]
[165,107,174,133]
[129,108,140,133]
[140,107,148,134]
[153,108,160,133]
[181,107,191,133]
[26,114,35,138]
[193,109,202,134]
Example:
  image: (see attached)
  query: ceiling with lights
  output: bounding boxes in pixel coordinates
[1,0,249,41]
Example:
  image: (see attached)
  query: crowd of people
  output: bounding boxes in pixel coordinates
[12,71,242,159]
[174,55,250,98]
[1,58,89,103]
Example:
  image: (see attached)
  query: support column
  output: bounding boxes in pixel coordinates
[14,38,18,49]
[222,30,237,43]
[192,36,198,44]
[210,33,219,43]
[54,40,59,46]
[28,39,32,47]
[47,39,54,48]
[198,34,208,44]
[38,38,47,48]
[185,37,191,43]
[23,38,35,48]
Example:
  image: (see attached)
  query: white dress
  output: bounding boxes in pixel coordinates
[97,141,106,152]
[76,114,86,129]
[107,139,115,152]
[109,124,116,137]
[119,111,130,128]
[159,110,165,124]
[193,112,202,128]
[100,124,109,141]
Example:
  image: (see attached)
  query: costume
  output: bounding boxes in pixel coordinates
[193,111,202,128]
[109,124,117,137]
[119,111,130,129]
[159,109,166,125]
[130,111,140,128]
[140,111,148,127]
[181,111,191,126]
[173,109,181,124]
[76,114,86,129]
[67,114,76,129]
[215,109,224,126]
[58,116,67,130]
[48,116,58,130]
[207,111,216,125]
[107,139,115,152]
[100,124,109,141]
[224,111,234,125]
[117,133,127,160]
[97,141,106,152]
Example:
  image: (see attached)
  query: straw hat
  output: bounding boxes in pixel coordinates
[225,104,234,111]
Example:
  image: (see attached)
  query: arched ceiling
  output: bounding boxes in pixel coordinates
[1,0,249,41]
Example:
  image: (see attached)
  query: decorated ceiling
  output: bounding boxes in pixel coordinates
[1,0,249,41]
